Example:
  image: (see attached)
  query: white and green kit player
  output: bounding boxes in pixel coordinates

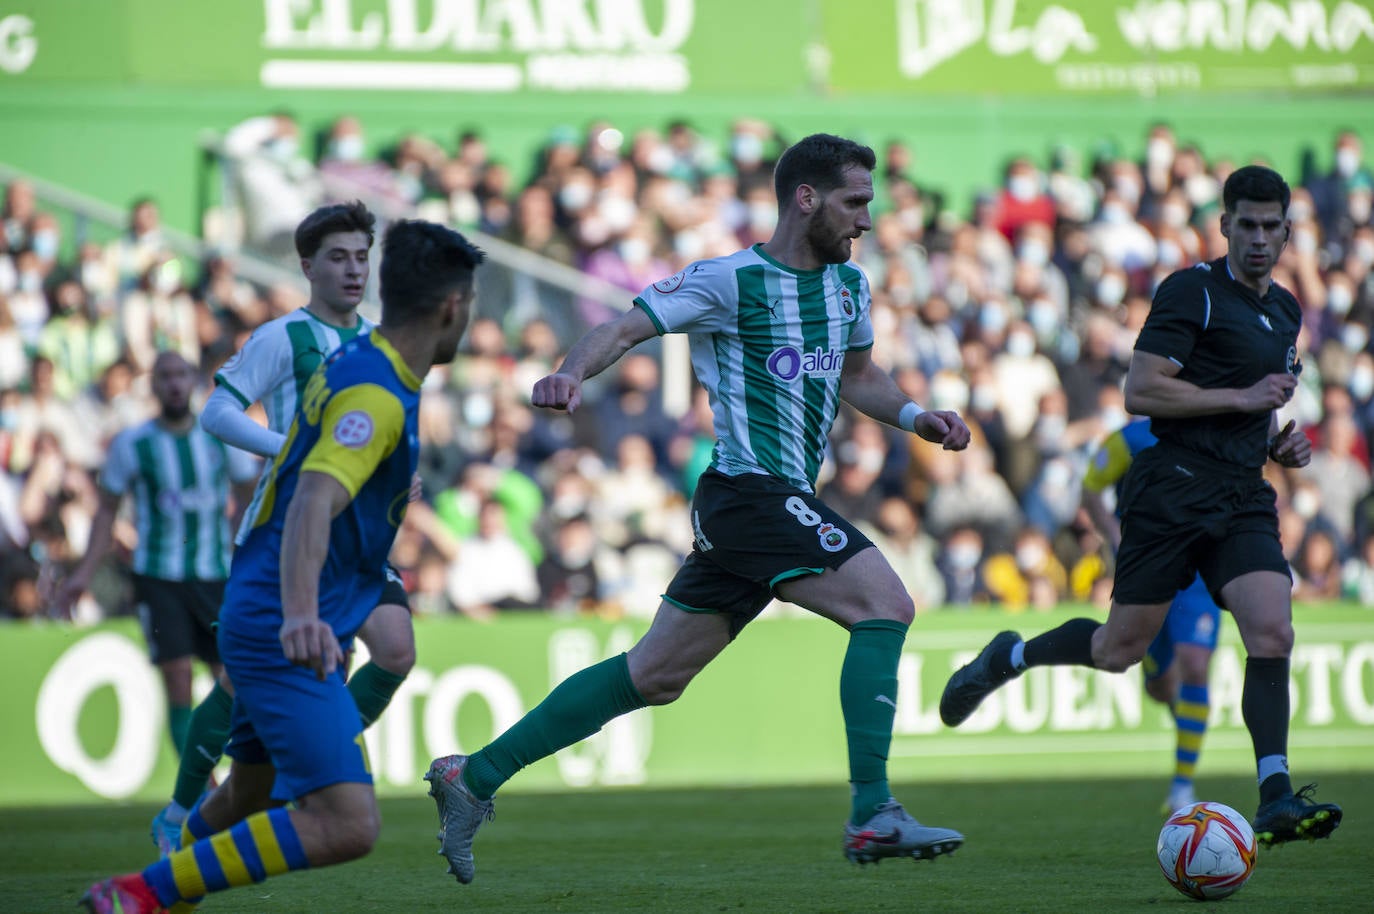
[425,133,974,884]
[150,202,419,853]
[54,352,260,761]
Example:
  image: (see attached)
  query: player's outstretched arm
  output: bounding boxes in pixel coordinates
[531,307,658,414]
[201,386,288,458]
[279,471,350,680]
[839,347,970,450]
[1125,351,1296,418]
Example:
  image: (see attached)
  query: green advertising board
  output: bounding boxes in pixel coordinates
[3,1,1372,95]
[820,0,1374,95]
[0,0,811,94]
[2,607,1370,807]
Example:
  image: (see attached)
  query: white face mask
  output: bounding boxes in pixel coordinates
[1018,239,1050,267]
[1342,322,1369,353]
[1157,240,1182,269]
[1097,275,1127,305]
[1350,365,1374,401]
[1328,285,1354,315]
[559,182,593,212]
[329,135,365,162]
[1292,489,1320,520]
[1016,543,1047,570]
[1336,147,1361,179]
[947,544,981,570]
[1028,300,1059,337]
[618,239,650,265]
[673,229,705,260]
[647,145,675,174]
[1006,332,1036,359]
[599,195,636,232]
[1294,230,1318,255]
[1160,203,1189,229]
[1008,175,1039,202]
[731,133,764,166]
[1147,138,1174,170]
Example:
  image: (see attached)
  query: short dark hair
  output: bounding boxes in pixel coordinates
[379,220,486,322]
[1222,165,1291,214]
[773,133,877,205]
[294,201,377,259]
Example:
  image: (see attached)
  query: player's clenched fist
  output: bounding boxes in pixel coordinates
[531,372,583,414]
[1239,373,1298,411]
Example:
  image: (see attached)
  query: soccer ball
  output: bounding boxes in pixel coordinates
[1156,801,1258,900]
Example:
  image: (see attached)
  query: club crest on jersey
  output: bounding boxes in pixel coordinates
[839,288,854,317]
[817,523,848,552]
[1286,345,1298,374]
[652,271,686,294]
[766,345,845,381]
[333,410,374,448]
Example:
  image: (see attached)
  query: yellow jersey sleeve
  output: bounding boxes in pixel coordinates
[300,383,404,498]
[1081,430,1132,494]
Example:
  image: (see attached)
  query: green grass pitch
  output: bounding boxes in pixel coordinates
[4,773,1369,913]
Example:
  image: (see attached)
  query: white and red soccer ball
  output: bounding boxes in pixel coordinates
[1157,801,1258,900]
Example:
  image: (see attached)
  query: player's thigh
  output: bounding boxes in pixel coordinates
[776,545,911,628]
[355,600,415,671]
[626,600,734,703]
[1096,599,1174,669]
[1219,570,1294,657]
[205,759,278,827]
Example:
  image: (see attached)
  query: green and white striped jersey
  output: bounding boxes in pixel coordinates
[214,308,372,436]
[634,244,874,493]
[214,308,371,544]
[100,419,261,581]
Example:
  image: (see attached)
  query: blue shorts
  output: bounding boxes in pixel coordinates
[219,624,371,799]
[1142,573,1221,681]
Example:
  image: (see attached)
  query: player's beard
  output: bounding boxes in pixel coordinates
[805,201,853,265]
[161,401,191,422]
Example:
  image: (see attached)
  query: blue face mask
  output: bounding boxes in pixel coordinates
[30,230,59,260]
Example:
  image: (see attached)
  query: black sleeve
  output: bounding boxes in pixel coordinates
[1134,269,1206,366]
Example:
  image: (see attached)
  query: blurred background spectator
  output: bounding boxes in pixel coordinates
[4,120,1372,624]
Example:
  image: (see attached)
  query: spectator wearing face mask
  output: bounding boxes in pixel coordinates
[991,158,1055,244]
[937,526,992,607]
[222,113,323,257]
[1304,130,1371,243]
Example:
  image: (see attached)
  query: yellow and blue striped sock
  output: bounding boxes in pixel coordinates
[1172,683,1209,790]
[143,807,309,906]
[178,798,217,850]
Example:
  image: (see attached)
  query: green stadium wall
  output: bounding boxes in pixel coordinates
[1,1,1372,233]
[2,606,1370,807]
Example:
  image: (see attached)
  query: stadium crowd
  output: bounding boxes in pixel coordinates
[2,116,1373,622]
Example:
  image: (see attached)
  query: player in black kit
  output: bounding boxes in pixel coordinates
[940,165,1342,847]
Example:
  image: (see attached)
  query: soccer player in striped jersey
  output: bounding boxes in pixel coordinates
[425,133,973,883]
[53,351,260,758]
[147,202,418,852]
[79,219,483,914]
[1082,417,1220,814]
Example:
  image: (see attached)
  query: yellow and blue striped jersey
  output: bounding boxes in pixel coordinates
[221,332,421,641]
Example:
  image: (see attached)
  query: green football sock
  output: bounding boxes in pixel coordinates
[347,661,409,728]
[841,619,908,826]
[464,653,647,800]
[171,681,234,809]
[167,704,192,759]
